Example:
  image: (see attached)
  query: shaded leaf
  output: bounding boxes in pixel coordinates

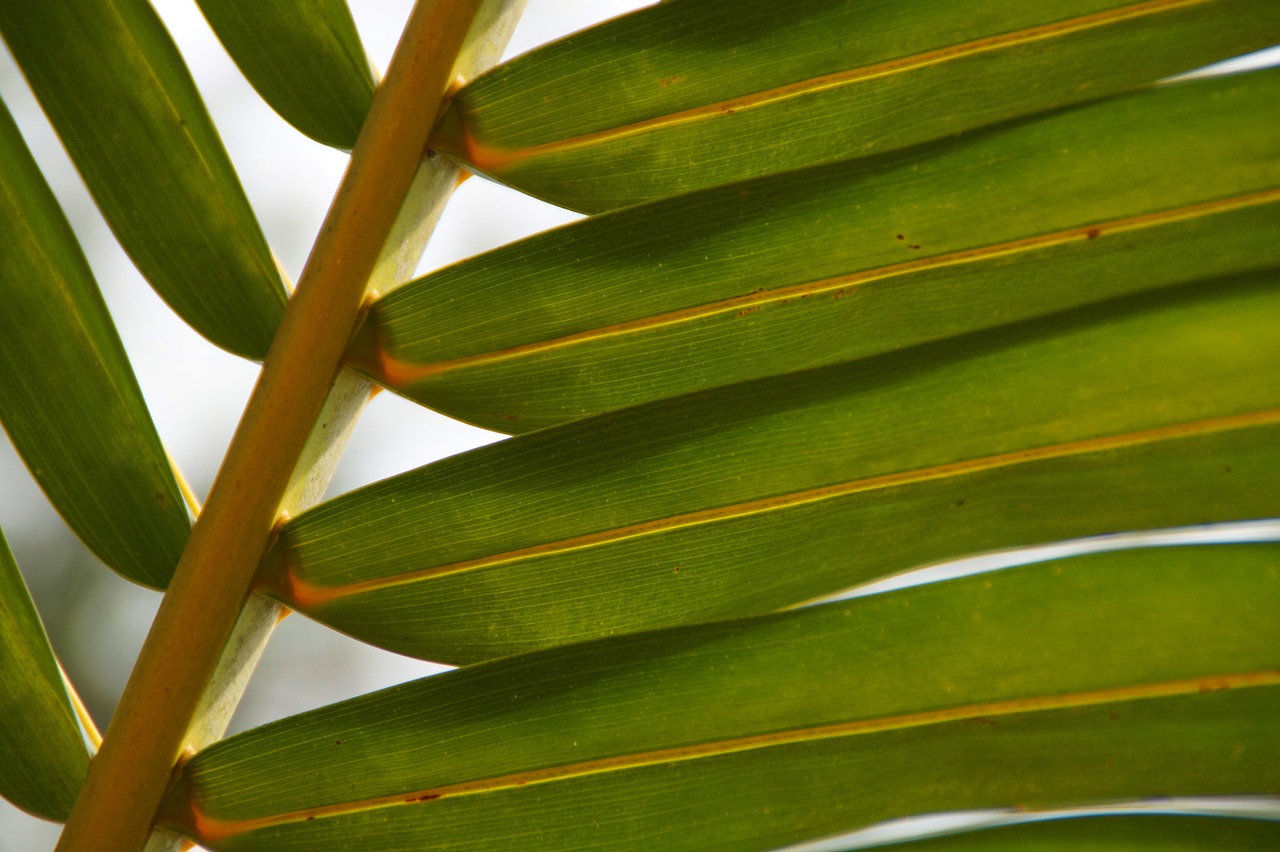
[195,0,375,149]
[432,0,1280,211]
[0,526,89,821]
[170,544,1280,849]
[356,69,1280,432]
[264,274,1280,662]
[0,0,287,360]
[0,97,190,589]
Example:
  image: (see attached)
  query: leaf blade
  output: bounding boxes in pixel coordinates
[0,0,288,359]
[268,274,1280,662]
[195,0,375,149]
[171,544,1280,849]
[432,0,1280,211]
[0,97,190,588]
[0,526,90,822]
[359,69,1280,432]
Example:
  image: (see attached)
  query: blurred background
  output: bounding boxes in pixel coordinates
[2,3,1278,848]
[0,1,644,846]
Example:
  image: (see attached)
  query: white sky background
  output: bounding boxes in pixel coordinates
[0,2,647,846]
[1,3,1277,848]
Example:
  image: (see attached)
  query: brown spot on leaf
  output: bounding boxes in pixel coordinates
[1085,227,1103,240]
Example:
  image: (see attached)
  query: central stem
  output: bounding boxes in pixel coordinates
[55,2,517,849]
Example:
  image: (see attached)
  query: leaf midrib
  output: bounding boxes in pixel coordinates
[183,669,1280,841]
[440,0,1211,168]
[270,407,1280,606]
[363,188,1280,385]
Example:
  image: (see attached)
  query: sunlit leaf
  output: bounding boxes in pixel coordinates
[0,97,190,589]
[0,0,287,359]
[432,0,1280,211]
[169,544,1280,850]
[0,526,89,822]
[195,0,375,149]
[264,274,1280,662]
[355,69,1280,432]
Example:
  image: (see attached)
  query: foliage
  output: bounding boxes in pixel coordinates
[0,1,1277,849]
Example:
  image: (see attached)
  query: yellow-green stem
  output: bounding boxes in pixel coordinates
[55,3,500,849]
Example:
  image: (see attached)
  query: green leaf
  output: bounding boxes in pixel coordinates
[356,69,1280,433]
[0,0,288,360]
[829,814,1280,851]
[0,526,89,822]
[195,0,375,149]
[0,97,190,589]
[263,273,1280,662]
[431,0,1280,212]
[168,544,1280,849]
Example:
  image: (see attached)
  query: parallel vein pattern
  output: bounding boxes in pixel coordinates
[0,0,288,358]
[357,70,1280,432]
[174,545,1280,849]
[0,97,190,588]
[431,0,1280,210]
[274,276,1280,662]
